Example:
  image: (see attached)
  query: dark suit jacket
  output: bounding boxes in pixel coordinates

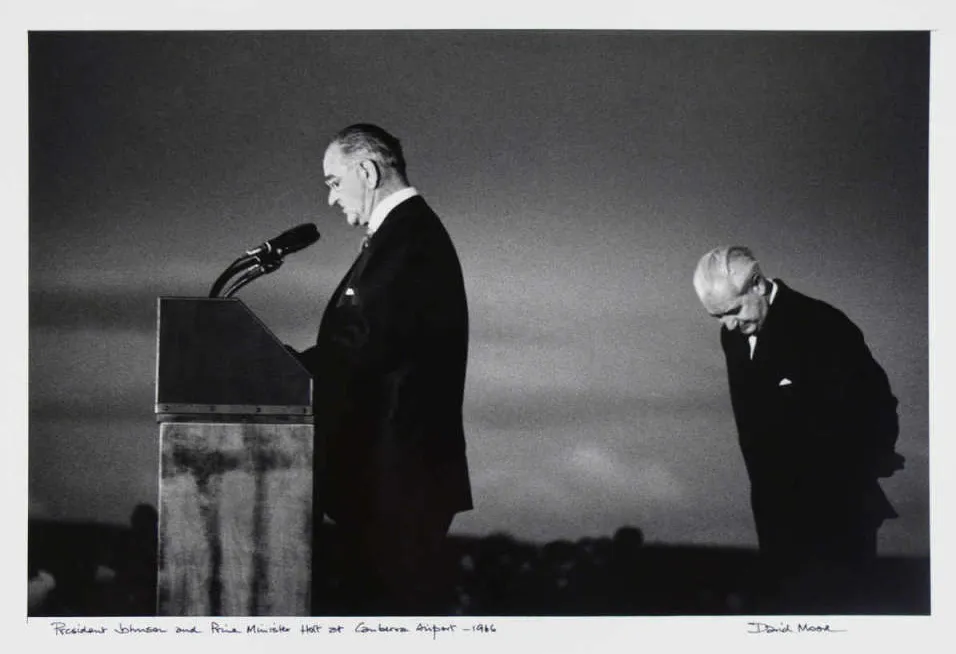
[299,195,472,525]
[720,280,901,557]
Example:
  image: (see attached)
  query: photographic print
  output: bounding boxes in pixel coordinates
[19,11,941,645]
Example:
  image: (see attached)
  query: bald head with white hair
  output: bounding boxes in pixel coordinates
[693,245,772,336]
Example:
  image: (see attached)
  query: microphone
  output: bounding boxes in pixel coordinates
[245,223,320,260]
[208,223,320,298]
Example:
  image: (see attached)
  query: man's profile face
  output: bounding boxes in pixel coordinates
[323,144,368,227]
[703,279,770,336]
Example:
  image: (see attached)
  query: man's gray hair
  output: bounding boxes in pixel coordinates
[331,123,408,180]
[693,245,765,302]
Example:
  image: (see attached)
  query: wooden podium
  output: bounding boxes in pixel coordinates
[154,297,314,616]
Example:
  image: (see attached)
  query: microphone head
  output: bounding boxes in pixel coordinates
[272,223,320,257]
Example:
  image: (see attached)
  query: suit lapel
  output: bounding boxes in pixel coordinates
[724,329,750,367]
[317,246,368,341]
[326,253,362,308]
[749,279,791,368]
[324,196,424,315]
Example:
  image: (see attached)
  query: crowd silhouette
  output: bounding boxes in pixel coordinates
[28,504,928,617]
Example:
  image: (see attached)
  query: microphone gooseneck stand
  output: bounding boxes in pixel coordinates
[208,223,320,298]
[208,254,283,298]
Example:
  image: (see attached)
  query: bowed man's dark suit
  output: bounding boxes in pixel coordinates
[720,280,902,607]
[298,195,472,615]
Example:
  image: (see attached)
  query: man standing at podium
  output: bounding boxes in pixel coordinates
[297,124,472,615]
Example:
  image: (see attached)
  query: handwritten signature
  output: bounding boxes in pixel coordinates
[747,621,846,634]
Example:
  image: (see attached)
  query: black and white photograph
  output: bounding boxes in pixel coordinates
[9,0,954,648]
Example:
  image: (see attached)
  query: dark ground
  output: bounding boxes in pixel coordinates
[28,510,930,617]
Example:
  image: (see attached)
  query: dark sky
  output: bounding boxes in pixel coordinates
[28,31,929,554]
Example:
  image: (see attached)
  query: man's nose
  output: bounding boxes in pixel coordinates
[327,189,337,207]
[722,316,738,331]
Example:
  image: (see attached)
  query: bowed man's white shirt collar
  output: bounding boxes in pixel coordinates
[748,278,779,359]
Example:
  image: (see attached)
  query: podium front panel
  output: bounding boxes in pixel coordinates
[155,297,312,413]
[158,421,313,616]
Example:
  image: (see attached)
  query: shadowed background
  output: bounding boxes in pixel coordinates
[29,31,928,556]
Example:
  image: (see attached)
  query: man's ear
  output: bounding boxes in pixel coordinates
[358,159,380,189]
[752,276,768,296]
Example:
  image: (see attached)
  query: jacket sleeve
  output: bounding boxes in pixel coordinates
[814,311,903,478]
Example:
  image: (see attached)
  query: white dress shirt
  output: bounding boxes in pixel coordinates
[748,278,779,359]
